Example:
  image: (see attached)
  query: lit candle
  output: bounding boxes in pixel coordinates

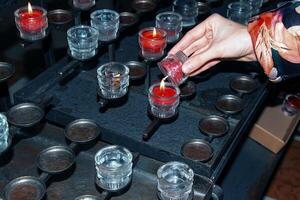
[148,78,180,118]
[15,3,48,41]
[138,27,167,60]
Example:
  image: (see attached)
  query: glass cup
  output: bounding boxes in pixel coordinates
[67,25,99,60]
[156,12,183,43]
[172,0,198,27]
[139,27,167,60]
[90,9,120,42]
[157,161,194,200]
[97,62,130,99]
[227,2,252,25]
[14,5,48,41]
[158,51,188,86]
[73,0,95,10]
[240,0,263,15]
[282,94,300,116]
[0,113,9,151]
[95,145,133,191]
[149,82,180,119]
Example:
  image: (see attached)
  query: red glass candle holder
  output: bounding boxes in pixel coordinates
[149,82,180,119]
[282,94,300,116]
[158,51,188,86]
[139,27,167,60]
[14,4,48,41]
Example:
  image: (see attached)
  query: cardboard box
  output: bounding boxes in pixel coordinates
[249,105,300,154]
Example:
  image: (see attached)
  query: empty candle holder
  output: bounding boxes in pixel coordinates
[95,145,133,191]
[282,94,300,116]
[157,161,194,200]
[14,3,48,41]
[97,62,130,100]
[172,0,198,27]
[158,51,188,86]
[139,27,167,60]
[67,25,99,60]
[91,9,120,42]
[149,81,180,119]
[0,114,9,152]
[73,0,95,10]
[227,2,252,25]
[156,12,182,43]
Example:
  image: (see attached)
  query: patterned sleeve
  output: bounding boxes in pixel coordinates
[248,1,300,82]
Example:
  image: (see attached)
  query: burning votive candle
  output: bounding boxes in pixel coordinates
[95,145,133,191]
[156,12,182,43]
[97,62,129,99]
[157,161,194,200]
[67,25,99,60]
[73,0,95,10]
[158,51,188,86]
[90,9,120,42]
[0,114,9,152]
[14,3,48,41]
[149,78,180,119]
[139,27,167,60]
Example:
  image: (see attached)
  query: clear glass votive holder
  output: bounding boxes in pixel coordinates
[227,2,252,25]
[139,27,167,60]
[240,0,263,15]
[157,161,194,200]
[90,9,120,42]
[172,0,198,27]
[156,12,182,43]
[0,113,9,151]
[149,82,180,119]
[67,25,99,60]
[73,0,95,10]
[14,5,48,41]
[158,51,188,86]
[95,145,133,191]
[97,62,129,99]
[282,94,300,116]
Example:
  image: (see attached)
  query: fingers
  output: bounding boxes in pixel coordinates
[182,36,211,56]
[182,47,219,74]
[189,60,220,76]
[169,22,207,55]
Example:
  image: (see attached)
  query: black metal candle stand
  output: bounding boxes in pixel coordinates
[0,62,15,112]
[143,108,178,142]
[96,89,129,113]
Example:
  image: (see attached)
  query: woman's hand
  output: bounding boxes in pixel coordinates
[169,14,257,76]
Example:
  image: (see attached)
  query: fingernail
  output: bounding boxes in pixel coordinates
[182,62,193,74]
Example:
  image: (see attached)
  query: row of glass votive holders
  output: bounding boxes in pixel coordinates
[97,62,130,99]
[156,12,183,43]
[67,25,99,60]
[94,146,194,199]
[73,0,95,10]
[14,5,48,41]
[0,114,9,152]
[172,0,198,27]
[148,82,180,119]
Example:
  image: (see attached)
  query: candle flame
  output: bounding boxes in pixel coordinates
[28,2,33,14]
[159,76,168,92]
[153,28,157,37]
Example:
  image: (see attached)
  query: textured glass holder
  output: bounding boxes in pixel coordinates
[90,9,119,42]
[158,51,188,86]
[73,0,95,10]
[0,113,9,151]
[14,5,48,41]
[156,12,182,43]
[67,25,99,60]
[157,162,194,200]
[139,27,167,60]
[282,94,300,116]
[95,145,133,191]
[227,2,252,25]
[149,82,180,119]
[240,0,263,15]
[172,0,198,27]
[97,62,129,99]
